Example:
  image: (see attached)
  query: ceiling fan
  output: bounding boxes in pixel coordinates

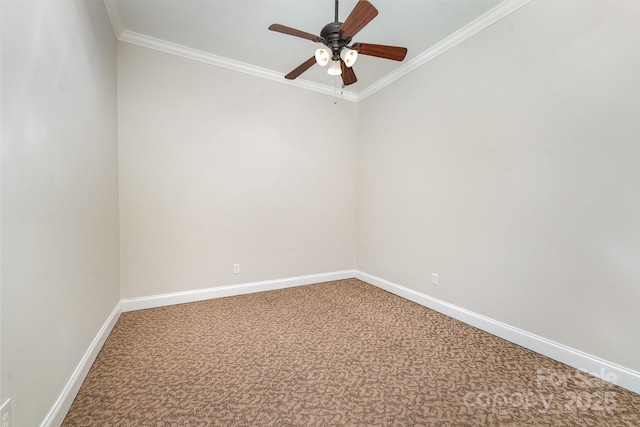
[268,0,408,86]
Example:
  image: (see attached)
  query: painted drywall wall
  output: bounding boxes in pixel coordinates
[118,42,357,299]
[1,1,120,425]
[0,0,3,407]
[0,1,3,407]
[357,0,640,372]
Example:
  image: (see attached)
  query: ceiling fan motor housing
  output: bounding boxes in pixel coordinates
[320,22,351,60]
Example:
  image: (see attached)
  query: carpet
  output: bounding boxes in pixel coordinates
[63,278,640,426]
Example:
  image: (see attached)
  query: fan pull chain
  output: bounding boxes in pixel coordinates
[334,74,338,104]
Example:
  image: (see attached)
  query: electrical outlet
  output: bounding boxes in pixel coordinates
[1,399,11,427]
[233,264,240,274]
[432,273,439,286]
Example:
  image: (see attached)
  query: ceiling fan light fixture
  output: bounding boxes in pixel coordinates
[315,48,331,66]
[340,48,358,67]
[269,0,407,86]
[327,60,342,76]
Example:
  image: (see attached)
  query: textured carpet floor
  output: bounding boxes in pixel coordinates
[63,279,640,426]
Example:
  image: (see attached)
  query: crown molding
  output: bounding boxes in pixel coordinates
[357,0,532,101]
[103,0,124,39]
[118,30,359,102]
[104,0,530,103]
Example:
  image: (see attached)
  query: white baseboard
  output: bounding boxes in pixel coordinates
[355,270,640,395]
[41,271,354,426]
[121,270,356,312]
[44,269,639,426]
[40,302,122,427]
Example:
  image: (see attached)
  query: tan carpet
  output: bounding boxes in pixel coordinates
[63,279,640,426]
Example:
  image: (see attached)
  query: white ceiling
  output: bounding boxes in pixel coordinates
[105,0,527,100]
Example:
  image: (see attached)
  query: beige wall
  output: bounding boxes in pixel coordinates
[118,43,357,299]
[3,0,640,424]
[357,0,640,372]
[1,1,120,425]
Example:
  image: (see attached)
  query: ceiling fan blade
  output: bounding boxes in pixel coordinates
[352,43,408,61]
[285,57,317,80]
[340,0,378,40]
[340,60,357,86]
[269,24,324,43]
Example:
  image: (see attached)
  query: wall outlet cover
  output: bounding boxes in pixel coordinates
[1,399,11,427]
